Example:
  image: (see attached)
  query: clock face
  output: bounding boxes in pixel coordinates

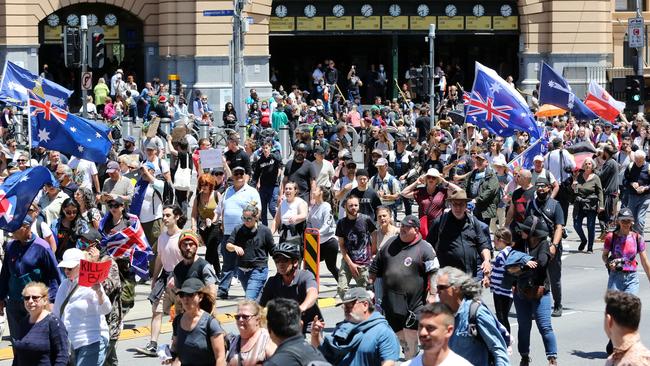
[66,14,79,27]
[275,5,288,17]
[87,14,98,26]
[332,4,345,17]
[361,4,374,17]
[417,4,430,17]
[104,13,117,26]
[304,4,317,18]
[47,14,60,27]
[445,4,458,17]
[388,4,401,17]
[500,4,513,17]
[473,4,486,17]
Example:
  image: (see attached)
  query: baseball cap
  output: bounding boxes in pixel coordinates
[425,168,442,178]
[533,155,545,162]
[337,287,372,306]
[491,156,508,167]
[107,196,125,206]
[313,146,325,155]
[232,166,246,174]
[375,158,388,166]
[177,278,205,296]
[58,248,85,268]
[372,149,383,157]
[475,153,488,161]
[535,176,551,187]
[106,161,120,173]
[617,208,634,221]
[401,215,420,229]
[21,215,33,227]
[295,143,308,152]
[123,136,135,143]
[356,169,369,177]
[146,141,159,150]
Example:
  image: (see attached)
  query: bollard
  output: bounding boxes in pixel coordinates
[303,229,321,288]
[199,121,210,140]
[280,126,292,162]
[122,117,133,140]
[160,118,172,137]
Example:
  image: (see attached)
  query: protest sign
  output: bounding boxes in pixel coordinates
[79,259,112,287]
[199,148,222,169]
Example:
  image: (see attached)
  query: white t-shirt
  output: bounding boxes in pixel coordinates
[402,351,472,366]
[140,179,164,223]
[157,230,184,273]
[31,220,53,239]
[148,156,170,178]
[69,157,98,191]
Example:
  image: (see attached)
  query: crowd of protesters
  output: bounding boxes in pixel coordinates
[0,61,649,366]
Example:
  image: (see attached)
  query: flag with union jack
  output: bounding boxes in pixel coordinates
[507,137,548,171]
[0,166,58,232]
[465,62,542,140]
[29,93,112,163]
[99,214,153,279]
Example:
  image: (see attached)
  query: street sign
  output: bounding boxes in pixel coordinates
[203,10,234,16]
[81,71,92,91]
[628,17,644,48]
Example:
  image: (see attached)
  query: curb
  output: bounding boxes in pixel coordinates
[0,297,338,361]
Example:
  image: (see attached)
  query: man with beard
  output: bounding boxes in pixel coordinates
[310,287,400,366]
[259,241,321,334]
[282,143,317,202]
[401,303,472,366]
[172,230,218,305]
[525,176,565,317]
[119,136,141,156]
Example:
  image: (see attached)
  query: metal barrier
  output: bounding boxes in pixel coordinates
[160,118,172,137]
[122,117,134,140]
[280,126,292,161]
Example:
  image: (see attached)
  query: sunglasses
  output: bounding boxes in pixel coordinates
[233,171,245,176]
[234,314,256,321]
[64,210,78,216]
[178,292,197,298]
[16,159,26,163]
[23,295,42,301]
[241,216,255,222]
[436,284,452,291]
[108,203,122,209]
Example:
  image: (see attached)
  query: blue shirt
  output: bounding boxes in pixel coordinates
[0,235,61,302]
[221,184,262,234]
[449,299,509,366]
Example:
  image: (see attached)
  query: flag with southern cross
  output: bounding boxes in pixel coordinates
[29,93,112,163]
[507,137,548,171]
[0,166,58,232]
[466,62,541,139]
[538,62,598,121]
[0,61,72,109]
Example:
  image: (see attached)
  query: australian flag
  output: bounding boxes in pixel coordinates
[29,93,112,163]
[508,138,548,171]
[538,62,598,121]
[0,61,72,109]
[128,179,149,216]
[99,214,153,279]
[466,62,541,140]
[0,166,58,232]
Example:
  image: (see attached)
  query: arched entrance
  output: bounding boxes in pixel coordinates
[38,4,144,111]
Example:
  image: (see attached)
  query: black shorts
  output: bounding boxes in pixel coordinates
[384,308,419,332]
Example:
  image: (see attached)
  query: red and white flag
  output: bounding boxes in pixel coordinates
[584,80,625,122]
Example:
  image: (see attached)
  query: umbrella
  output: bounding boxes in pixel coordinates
[535,104,567,117]
[565,141,597,155]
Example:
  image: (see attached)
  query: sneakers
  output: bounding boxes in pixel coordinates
[578,241,586,251]
[519,355,531,366]
[139,341,158,357]
[552,305,563,317]
[548,356,558,365]
[217,292,229,300]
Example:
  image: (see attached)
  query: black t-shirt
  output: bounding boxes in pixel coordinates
[264,335,328,366]
[224,148,251,175]
[370,236,437,310]
[415,116,431,142]
[522,197,565,251]
[284,159,317,201]
[335,214,376,265]
[253,152,283,187]
[227,224,275,268]
[422,159,444,174]
[348,187,382,220]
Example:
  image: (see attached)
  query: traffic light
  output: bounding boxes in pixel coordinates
[63,27,81,68]
[626,75,645,106]
[90,29,105,69]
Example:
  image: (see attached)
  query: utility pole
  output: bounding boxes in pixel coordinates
[428,24,436,126]
[637,0,644,114]
[80,15,88,118]
[233,0,246,145]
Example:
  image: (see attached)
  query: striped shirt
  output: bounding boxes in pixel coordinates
[490,246,513,298]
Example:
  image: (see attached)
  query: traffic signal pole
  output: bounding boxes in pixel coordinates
[80,15,88,118]
[637,0,644,114]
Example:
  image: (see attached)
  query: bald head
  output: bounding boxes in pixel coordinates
[518,169,532,185]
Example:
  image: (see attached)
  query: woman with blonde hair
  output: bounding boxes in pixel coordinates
[12,282,69,365]
[572,157,604,253]
[226,300,276,366]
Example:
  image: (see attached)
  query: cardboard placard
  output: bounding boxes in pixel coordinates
[199,148,223,169]
[146,117,160,138]
[79,259,112,287]
[171,125,188,142]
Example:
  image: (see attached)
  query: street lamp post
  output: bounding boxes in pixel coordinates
[233,0,247,145]
[636,0,644,114]
[428,24,436,126]
[80,15,88,118]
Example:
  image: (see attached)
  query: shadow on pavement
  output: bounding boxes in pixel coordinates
[570,350,608,359]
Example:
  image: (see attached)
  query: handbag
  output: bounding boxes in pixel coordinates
[173,153,191,191]
[519,285,545,301]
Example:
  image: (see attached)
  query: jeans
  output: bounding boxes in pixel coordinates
[548,243,563,308]
[75,336,108,366]
[513,291,558,358]
[236,267,269,300]
[607,271,640,294]
[493,293,513,333]
[573,209,597,251]
[627,194,650,234]
[259,185,279,227]
[218,235,238,296]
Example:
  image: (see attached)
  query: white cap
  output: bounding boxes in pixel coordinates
[58,248,85,268]
[425,168,442,178]
[492,156,508,167]
[533,155,545,162]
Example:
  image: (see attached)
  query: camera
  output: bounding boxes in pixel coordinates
[609,258,625,271]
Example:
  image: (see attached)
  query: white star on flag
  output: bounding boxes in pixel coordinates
[19,176,29,182]
[38,128,50,143]
[78,146,84,153]
[70,126,77,133]
[87,138,92,142]
[133,186,141,195]
[96,132,102,138]
[489,82,503,94]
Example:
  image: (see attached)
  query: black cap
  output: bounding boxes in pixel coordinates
[80,228,103,243]
[617,208,634,221]
[401,214,420,229]
[295,143,308,152]
[517,216,550,238]
[535,176,551,187]
[108,196,125,205]
[177,278,205,295]
[313,146,325,155]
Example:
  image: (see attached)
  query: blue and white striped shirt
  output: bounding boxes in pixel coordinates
[490,246,513,298]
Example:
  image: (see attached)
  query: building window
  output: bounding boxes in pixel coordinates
[616,0,646,11]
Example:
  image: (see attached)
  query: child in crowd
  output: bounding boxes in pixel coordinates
[488,227,515,334]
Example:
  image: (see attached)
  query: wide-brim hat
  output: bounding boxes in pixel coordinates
[447,189,471,201]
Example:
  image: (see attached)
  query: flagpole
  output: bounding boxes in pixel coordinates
[27,98,32,158]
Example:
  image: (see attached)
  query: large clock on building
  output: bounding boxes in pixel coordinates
[361,4,374,17]
[304,4,317,18]
[332,4,345,17]
[444,4,458,17]
[87,13,98,26]
[472,4,486,17]
[66,14,79,27]
[275,5,288,17]
[388,4,401,17]
[500,4,513,16]
[417,4,430,17]
[105,13,118,26]
[47,14,60,27]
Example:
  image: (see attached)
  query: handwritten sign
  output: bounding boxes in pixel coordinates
[199,148,223,169]
[79,259,112,287]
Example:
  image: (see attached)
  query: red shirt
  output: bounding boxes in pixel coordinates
[414,185,447,222]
